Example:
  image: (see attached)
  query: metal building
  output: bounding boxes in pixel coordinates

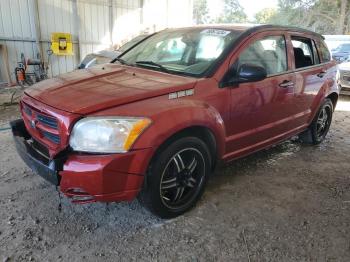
[0,0,194,84]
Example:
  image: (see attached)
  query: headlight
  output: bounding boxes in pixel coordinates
[69,117,152,153]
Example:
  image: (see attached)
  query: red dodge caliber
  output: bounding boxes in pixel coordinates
[11,25,339,218]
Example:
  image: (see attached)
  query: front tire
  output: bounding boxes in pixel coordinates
[139,137,212,219]
[299,98,333,144]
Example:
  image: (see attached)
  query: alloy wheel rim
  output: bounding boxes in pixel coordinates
[160,148,205,209]
[316,106,331,139]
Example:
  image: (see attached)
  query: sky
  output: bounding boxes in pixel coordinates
[207,0,279,20]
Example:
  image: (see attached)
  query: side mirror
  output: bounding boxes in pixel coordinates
[220,63,267,88]
[237,64,267,83]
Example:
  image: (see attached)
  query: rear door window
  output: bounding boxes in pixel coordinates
[292,37,318,69]
[237,35,288,76]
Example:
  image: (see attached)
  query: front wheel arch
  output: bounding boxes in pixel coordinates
[139,136,212,218]
[149,126,218,173]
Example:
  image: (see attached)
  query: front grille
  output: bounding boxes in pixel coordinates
[42,131,60,144]
[22,102,61,145]
[37,114,58,129]
[343,75,350,81]
[23,105,32,116]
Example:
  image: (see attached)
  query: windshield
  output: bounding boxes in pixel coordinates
[119,28,241,77]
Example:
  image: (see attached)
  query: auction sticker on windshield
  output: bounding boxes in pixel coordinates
[200,29,231,37]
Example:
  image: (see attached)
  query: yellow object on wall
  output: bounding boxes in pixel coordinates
[51,33,73,55]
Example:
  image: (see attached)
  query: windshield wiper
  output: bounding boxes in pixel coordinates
[135,60,169,73]
[112,57,129,65]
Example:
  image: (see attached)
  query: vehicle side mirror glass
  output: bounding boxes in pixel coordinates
[237,64,267,83]
[220,63,267,88]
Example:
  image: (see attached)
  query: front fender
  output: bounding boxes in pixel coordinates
[134,99,226,158]
[93,96,227,159]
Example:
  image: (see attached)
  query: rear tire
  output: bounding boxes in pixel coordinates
[299,98,333,145]
[139,137,212,219]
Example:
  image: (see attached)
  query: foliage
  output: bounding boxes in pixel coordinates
[215,0,247,23]
[193,0,348,35]
[255,0,350,34]
[254,8,277,24]
[193,0,210,24]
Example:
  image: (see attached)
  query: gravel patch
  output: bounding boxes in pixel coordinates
[0,97,349,261]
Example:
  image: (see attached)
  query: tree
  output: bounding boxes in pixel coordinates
[216,0,247,23]
[193,0,210,24]
[264,0,350,34]
[312,0,350,34]
[254,8,277,24]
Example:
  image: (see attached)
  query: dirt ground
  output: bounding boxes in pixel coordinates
[0,97,349,261]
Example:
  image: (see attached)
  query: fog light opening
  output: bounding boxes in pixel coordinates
[65,188,95,204]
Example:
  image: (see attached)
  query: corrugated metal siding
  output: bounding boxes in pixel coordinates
[0,0,79,82]
[78,0,112,58]
[38,0,79,77]
[0,0,38,83]
[78,0,143,58]
[0,0,193,84]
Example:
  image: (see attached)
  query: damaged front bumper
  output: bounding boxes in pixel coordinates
[10,119,65,186]
[10,119,153,203]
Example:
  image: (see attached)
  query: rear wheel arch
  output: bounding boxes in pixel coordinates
[327,92,338,110]
[300,98,333,144]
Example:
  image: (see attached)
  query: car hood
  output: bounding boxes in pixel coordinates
[332,52,350,57]
[339,62,350,71]
[25,64,197,114]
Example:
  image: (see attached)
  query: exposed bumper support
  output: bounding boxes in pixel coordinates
[10,119,65,186]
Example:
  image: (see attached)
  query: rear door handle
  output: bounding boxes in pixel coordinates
[279,80,294,88]
[317,71,326,78]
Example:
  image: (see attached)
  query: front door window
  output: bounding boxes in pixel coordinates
[237,35,288,76]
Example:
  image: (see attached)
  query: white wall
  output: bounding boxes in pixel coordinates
[142,0,193,31]
[0,0,193,84]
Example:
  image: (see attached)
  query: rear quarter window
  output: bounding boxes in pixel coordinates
[318,40,331,63]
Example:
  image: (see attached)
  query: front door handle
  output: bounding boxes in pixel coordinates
[279,80,294,88]
[317,71,326,78]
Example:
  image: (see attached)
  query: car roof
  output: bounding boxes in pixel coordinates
[169,24,324,39]
[178,23,256,32]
